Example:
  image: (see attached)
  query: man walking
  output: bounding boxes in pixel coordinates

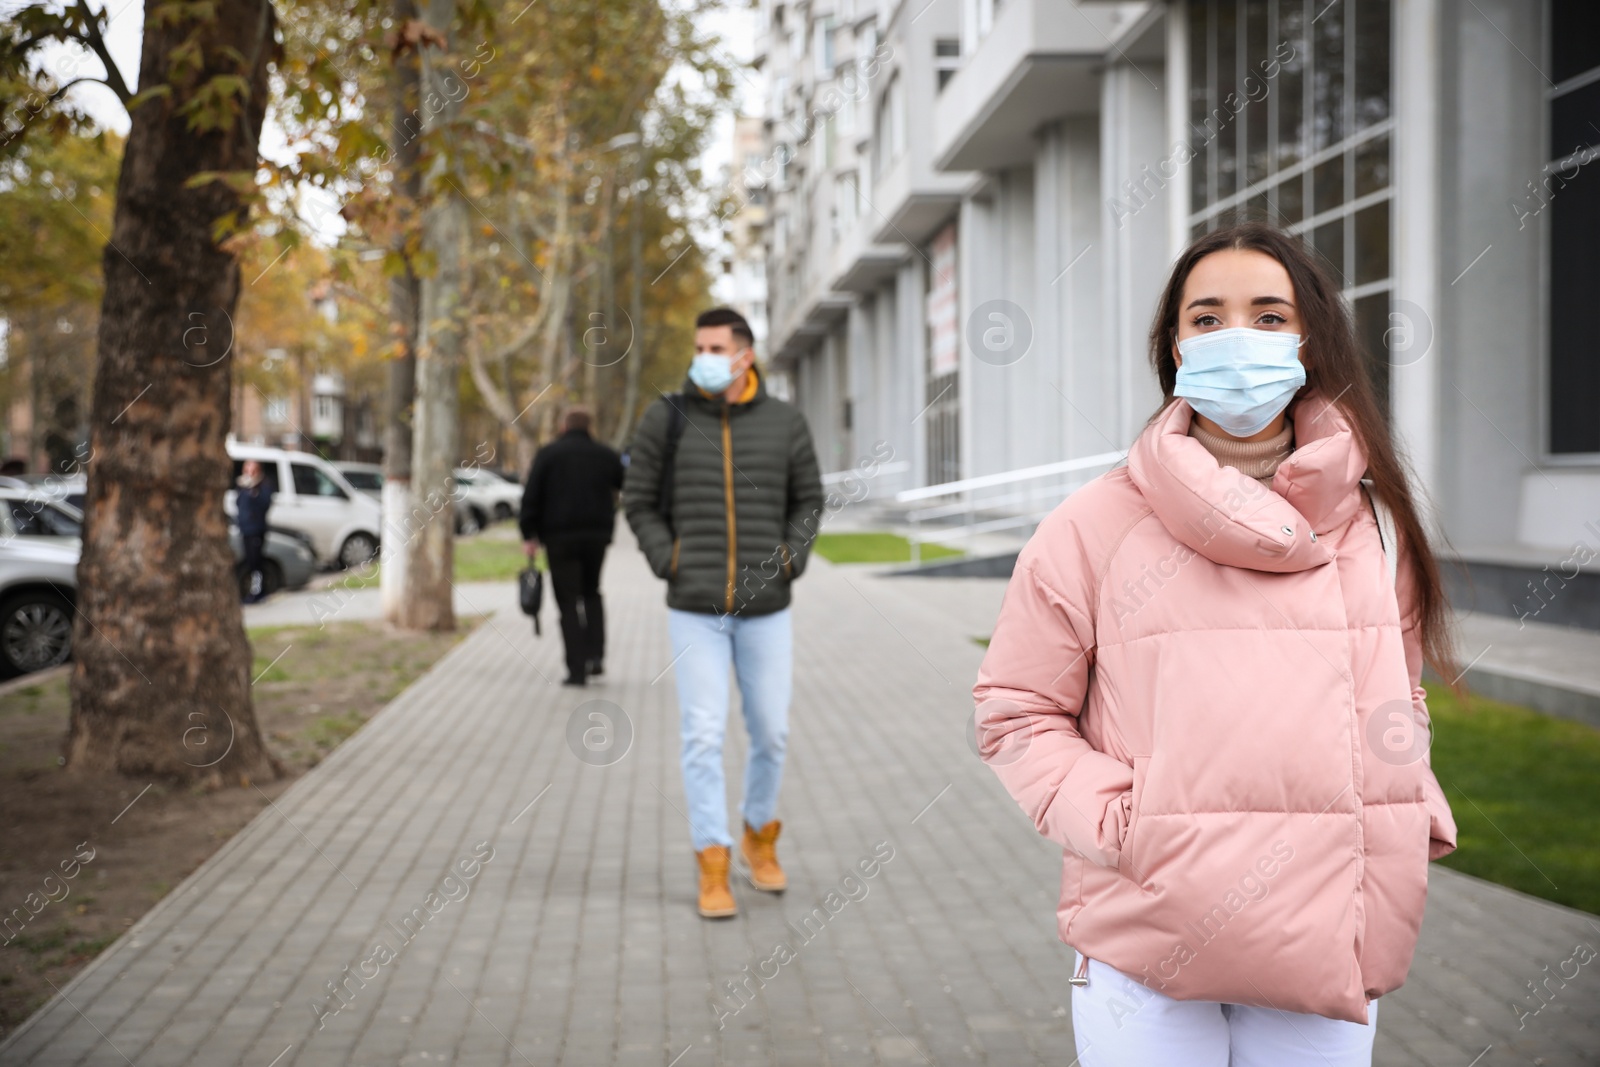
[236,459,274,603]
[624,307,825,919]
[520,406,625,686]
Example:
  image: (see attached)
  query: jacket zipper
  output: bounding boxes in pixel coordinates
[721,406,736,613]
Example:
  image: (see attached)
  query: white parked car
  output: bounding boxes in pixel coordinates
[452,467,522,523]
[332,462,487,535]
[0,522,78,678]
[226,444,382,569]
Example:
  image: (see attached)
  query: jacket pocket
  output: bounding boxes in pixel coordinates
[668,537,680,580]
[1118,756,1150,886]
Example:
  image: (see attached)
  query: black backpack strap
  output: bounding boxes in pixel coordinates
[658,393,688,533]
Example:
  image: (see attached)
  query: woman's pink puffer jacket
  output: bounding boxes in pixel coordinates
[973,392,1457,1025]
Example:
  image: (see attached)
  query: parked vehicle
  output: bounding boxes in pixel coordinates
[0,489,84,542]
[6,473,87,512]
[332,461,486,535]
[0,525,78,678]
[226,443,381,568]
[453,466,522,523]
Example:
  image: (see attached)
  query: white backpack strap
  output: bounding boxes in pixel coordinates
[1361,478,1398,588]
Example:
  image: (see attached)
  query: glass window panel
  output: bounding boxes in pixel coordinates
[1313,154,1345,215]
[1355,292,1392,414]
[1244,0,1271,186]
[1275,0,1307,173]
[1189,0,1212,214]
[1248,192,1271,221]
[1352,0,1391,131]
[1312,219,1344,282]
[1549,154,1600,453]
[1550,78,1600,161]
[1311,1,1345,152]
[1354,133,1390,196]
[1354,200,1391,286]
[1191,139,1212,216]
[1272,172,1304,224]
[1552,0,1600,85]
[1214,1,1238,200]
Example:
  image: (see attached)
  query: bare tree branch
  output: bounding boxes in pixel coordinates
[73,0,131,103]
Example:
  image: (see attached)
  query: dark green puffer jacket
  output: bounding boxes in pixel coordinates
[623,367,825,617]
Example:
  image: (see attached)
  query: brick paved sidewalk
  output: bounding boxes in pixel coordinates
[3,546,1596,1065]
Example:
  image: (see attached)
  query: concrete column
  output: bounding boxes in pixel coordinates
[1392,0,1442,528]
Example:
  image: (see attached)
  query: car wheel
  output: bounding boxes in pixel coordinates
[493,502,514,522]
[457,508,481,536]
[0,591,74,678]
[339,532,379,569]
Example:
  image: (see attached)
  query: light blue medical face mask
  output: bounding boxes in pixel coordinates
[1173,327,1307,437]
[689,351,745,393]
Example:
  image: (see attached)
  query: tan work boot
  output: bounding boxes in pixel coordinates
[740,820,787,892]
[696,846,737,918]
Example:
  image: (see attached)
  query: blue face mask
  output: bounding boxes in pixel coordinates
[689,352,742,393]
[1173,328,1307,437]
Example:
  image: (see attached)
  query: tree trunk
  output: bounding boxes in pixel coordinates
[614,147,645,447]
[66,1,279,783]
[400,0,463,632]
[381,0,423,625]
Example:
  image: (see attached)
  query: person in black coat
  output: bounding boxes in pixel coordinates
[236,460,275,603]
[520,406,625,685]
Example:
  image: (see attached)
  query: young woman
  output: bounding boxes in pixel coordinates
[973,223,1458,1066]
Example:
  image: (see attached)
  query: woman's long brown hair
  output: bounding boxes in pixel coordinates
[1146,222,1456,683]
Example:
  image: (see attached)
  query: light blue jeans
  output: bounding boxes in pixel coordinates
[668,607,792,851]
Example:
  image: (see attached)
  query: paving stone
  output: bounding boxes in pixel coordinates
[3,547,1596,1065]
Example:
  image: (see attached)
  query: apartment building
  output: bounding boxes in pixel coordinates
[757,0,1600,624]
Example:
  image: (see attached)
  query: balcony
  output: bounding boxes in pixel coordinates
[829,214,909,293]
[932,0,1143,172]
[869,151,971,247]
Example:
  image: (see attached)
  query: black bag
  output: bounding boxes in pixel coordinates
[518,566,543,635]
[657,393,688,534]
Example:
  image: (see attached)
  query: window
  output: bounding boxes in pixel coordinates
[935,38,960,92]
[814,16,837,77]
[5,500,80,537]
[833,172,859,237]
[1547,0,1600,454]
[232,459,281,492]
[873,74,906,182]
[291,463,347,499]
[1186,0,1394,407]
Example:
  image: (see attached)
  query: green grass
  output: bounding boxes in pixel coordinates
[316,536,536,589]
[454,536,535,582]
[305,711,367,752]
[1425,683,1600,914]
[812,532,964,564]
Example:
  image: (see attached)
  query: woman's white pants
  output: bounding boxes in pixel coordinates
[1070,953,1379,1067]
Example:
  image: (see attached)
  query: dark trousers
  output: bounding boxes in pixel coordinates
[546,537,609,679]
[241,533,267,600]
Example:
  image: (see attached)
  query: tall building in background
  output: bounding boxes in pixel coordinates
[755,0,1600,628]
[713,115,776,392]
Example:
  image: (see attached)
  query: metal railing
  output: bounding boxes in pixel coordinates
[892,451,1126,563]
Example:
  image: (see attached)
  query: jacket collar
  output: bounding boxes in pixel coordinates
[1126,391,1367,572]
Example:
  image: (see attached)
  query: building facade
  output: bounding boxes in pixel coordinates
[758,0,1600,614]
